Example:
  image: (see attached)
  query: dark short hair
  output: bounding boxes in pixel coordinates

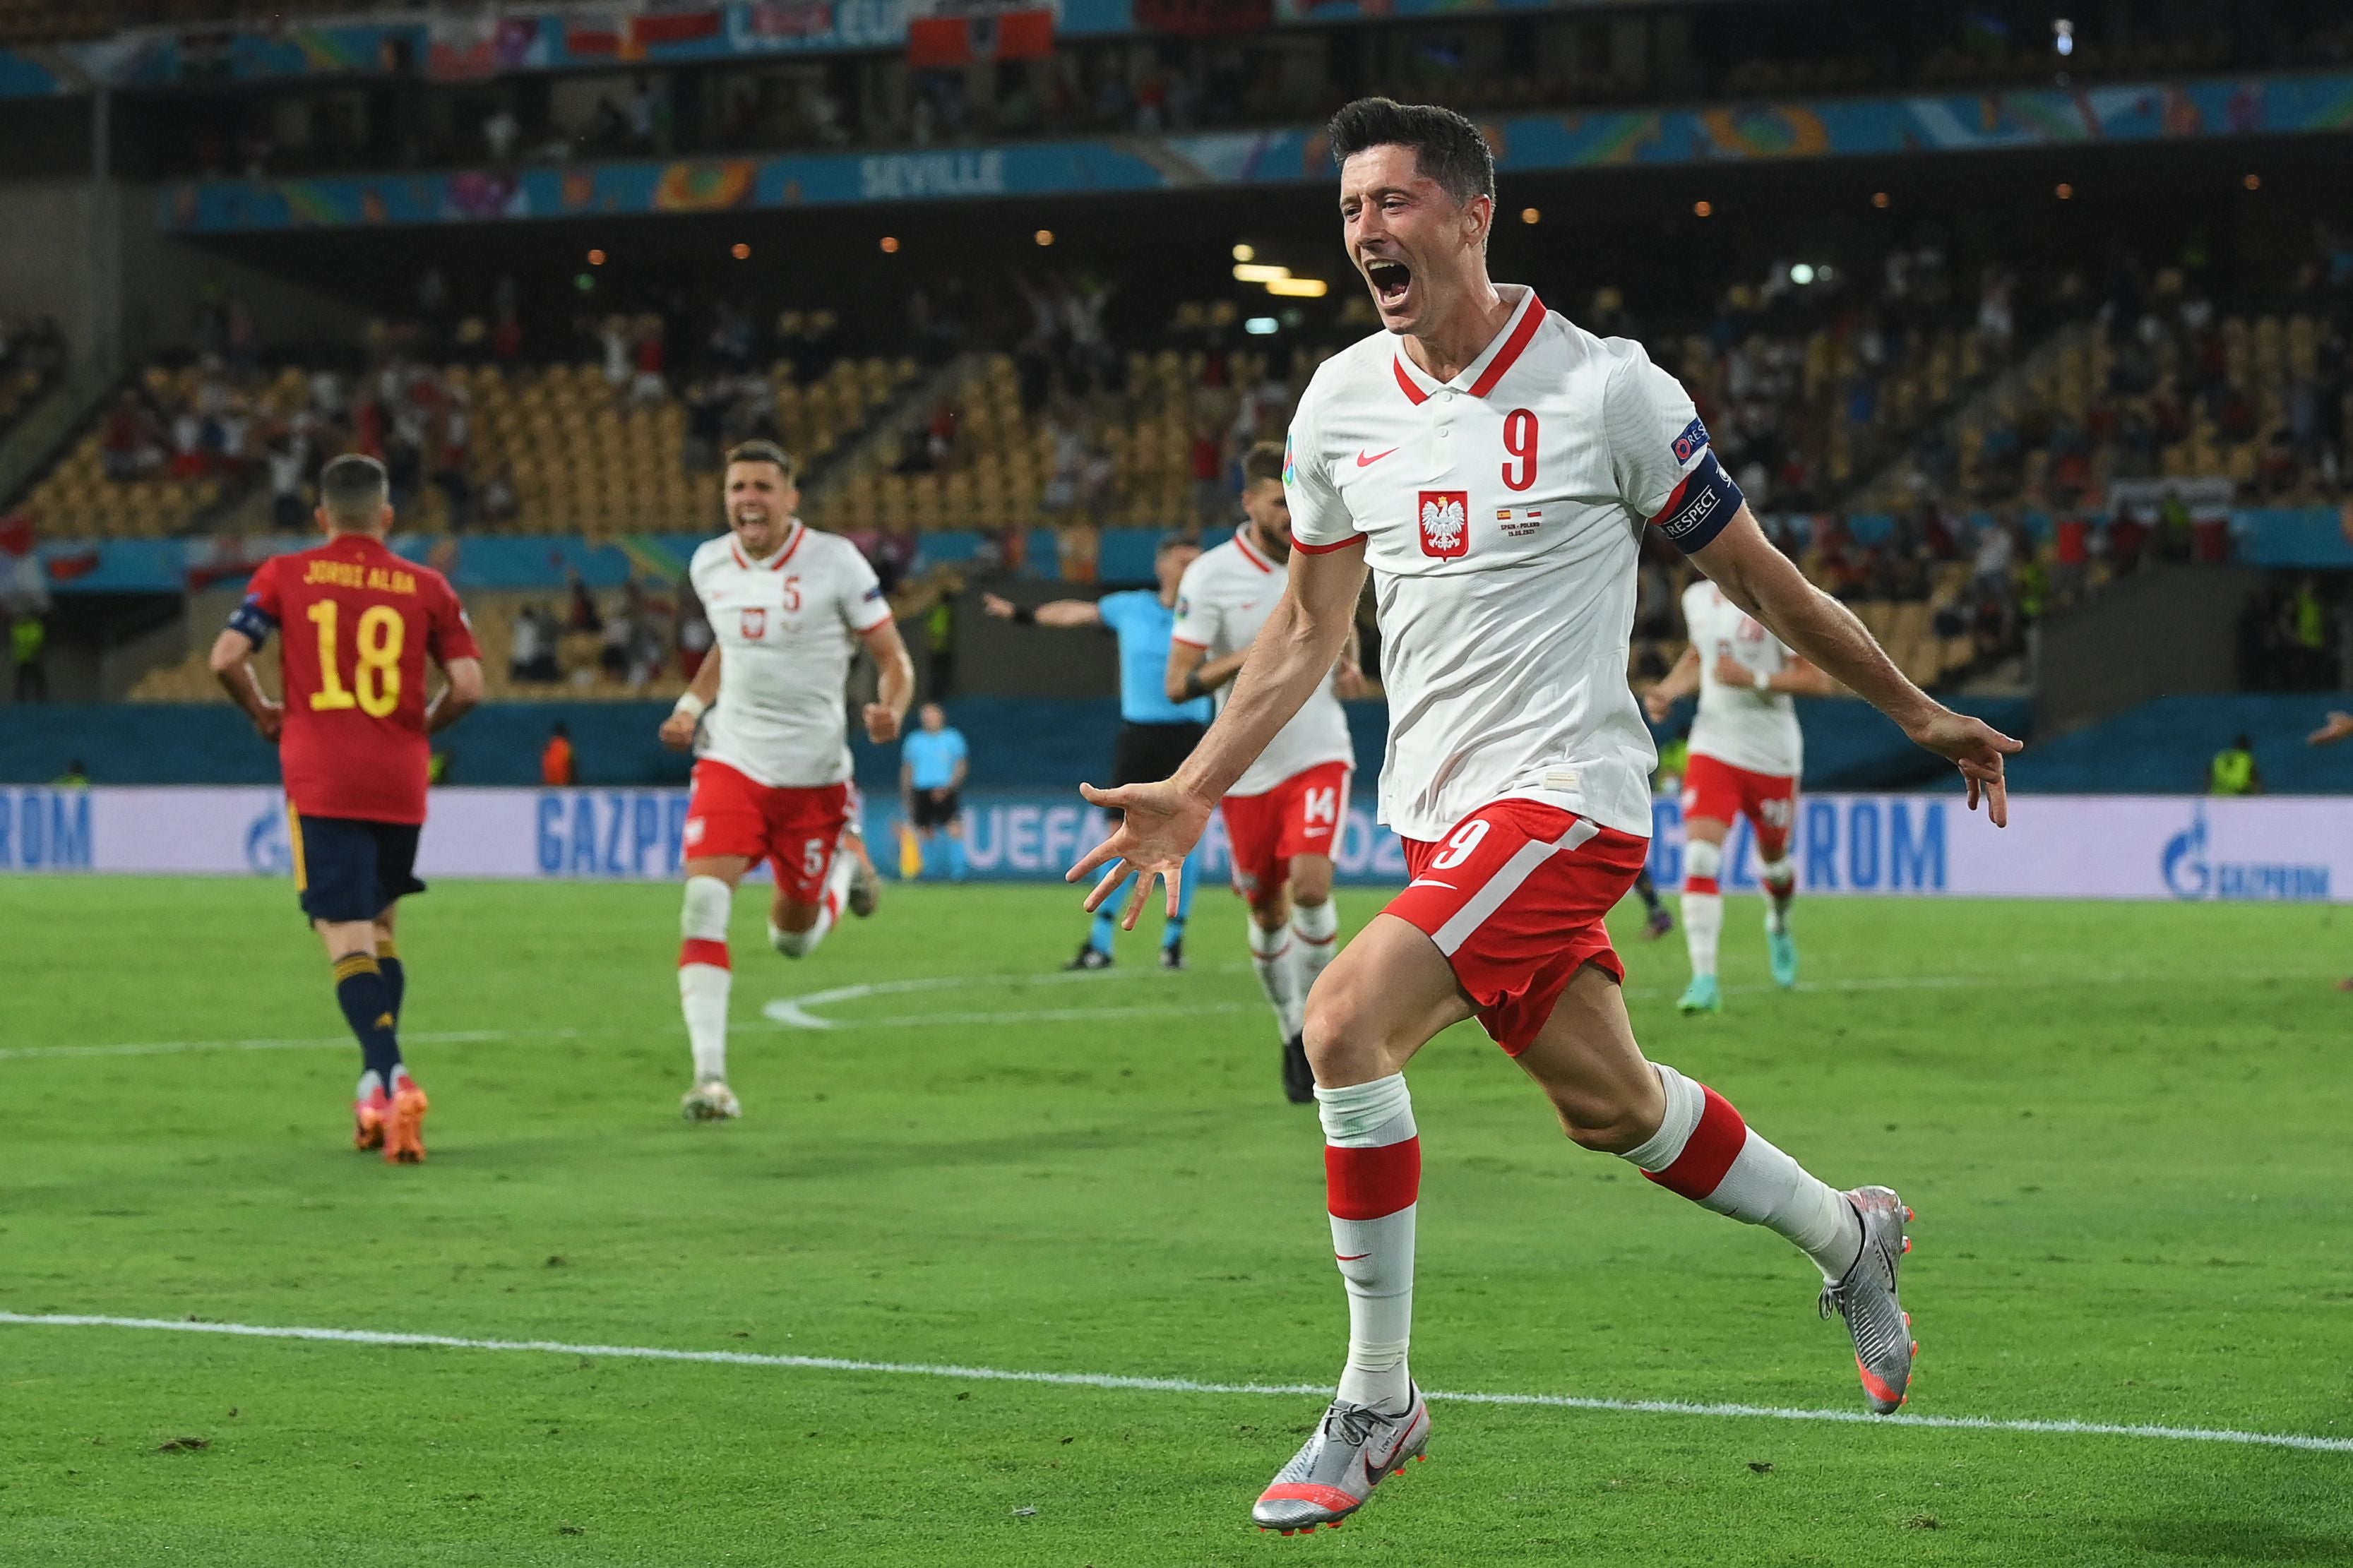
[1241,441,1285,488]
[725,439,797,481]
[1157,529,1201,554]
[1328,97,1495,207]
[318,453,388,521]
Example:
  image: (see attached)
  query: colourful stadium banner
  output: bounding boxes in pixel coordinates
[8,786,2347,902]
[155,72,2353,233]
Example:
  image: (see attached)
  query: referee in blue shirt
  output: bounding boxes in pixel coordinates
[984,533,1209,969]
[900,702,970,880]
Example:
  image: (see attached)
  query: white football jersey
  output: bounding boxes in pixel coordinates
[1285,285,1726,842]
[1681,580,1803,778]
[689,522,894,789]
[1171,529,1356,798]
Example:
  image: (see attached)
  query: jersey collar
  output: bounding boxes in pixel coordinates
[1391,285,1545,405]
[729,519,806,572]
[1232,526,1277,574]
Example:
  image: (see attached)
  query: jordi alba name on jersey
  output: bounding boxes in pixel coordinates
[1284,286,1738,842]
[690,522,894,789]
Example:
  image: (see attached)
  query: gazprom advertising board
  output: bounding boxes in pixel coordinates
[1,787,2344,904]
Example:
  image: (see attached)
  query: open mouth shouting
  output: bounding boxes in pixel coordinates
[1364,256,1414,314]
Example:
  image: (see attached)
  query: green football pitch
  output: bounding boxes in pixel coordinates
[3,875,2350,1566]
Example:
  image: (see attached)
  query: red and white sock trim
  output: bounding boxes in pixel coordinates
[679,938,731,970]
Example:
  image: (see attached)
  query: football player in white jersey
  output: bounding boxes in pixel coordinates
[1168,441,1362,1103]
[1645,579,1835,1012]
[657,441,915,1122]
[1069,98,2020,1535]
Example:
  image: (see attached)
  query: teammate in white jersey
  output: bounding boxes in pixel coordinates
[1645,579,1835,1011]
[657,441,915,1122]
[1069,99,2020,1535]
[1169,441,1362,1103]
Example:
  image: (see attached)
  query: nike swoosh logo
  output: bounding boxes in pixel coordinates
[1355,448,1400,467]
[1404,878,1454,890]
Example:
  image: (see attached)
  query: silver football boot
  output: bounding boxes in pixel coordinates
[1819,1185,1916,1413]
[1251,1385,1430,1535]
[845,842,881,918]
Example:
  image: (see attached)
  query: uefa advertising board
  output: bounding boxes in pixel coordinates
[0,787,2345,904]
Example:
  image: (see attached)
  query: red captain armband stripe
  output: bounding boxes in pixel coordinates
[1648,449,1743,551]
[1291,531,1367,556]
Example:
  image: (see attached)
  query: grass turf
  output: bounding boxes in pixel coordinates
[1,875,2349,1565]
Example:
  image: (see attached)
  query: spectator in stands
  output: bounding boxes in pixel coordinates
[53,759,88,787]
[266,435,308,531]
[542,722,578,786]
[11,611,47,702]
[564,574,603,635]
[677,585,713,678]
[2208,734,2262,796]
[510,602,561,685]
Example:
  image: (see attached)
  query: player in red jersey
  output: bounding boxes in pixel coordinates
[210,455,483,1163]
[1071,100,2019,1533]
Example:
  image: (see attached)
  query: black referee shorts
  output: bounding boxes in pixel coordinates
[1107,721,1206,811]
[910,788,963,830]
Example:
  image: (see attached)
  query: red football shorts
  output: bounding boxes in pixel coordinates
[1221,760,1352,899]
[1388,798,1650,1056]
[1681,752,1799,860]
[683,758,852,904]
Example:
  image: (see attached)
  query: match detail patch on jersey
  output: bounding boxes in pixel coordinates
[1417,491,1471,559]
[1650,450,1742,551]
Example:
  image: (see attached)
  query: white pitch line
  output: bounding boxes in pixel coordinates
[3,1311,2345,1455]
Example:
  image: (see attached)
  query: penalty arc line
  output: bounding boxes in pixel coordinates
[3,1312,2347,1456]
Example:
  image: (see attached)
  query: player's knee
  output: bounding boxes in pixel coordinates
[1758,851,1794,889]
[1684,838,1724,887]
[1548,1075,1662,1154]
[1290,858,1335,906]
[681,875,732,941]
[1301,978,1387,1084]
[769,923,817,958]
[1248,892,1289,931]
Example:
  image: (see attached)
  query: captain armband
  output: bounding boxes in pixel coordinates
[225,595,276,647]
[1648,450,1744,552]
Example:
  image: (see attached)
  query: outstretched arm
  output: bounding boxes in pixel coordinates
[1712,650,1838,698]
[1164,638,1251,702]
[982,592,1100,628]
[1069,540,1369,925]
[1687,507,2022,822]
[1643,643,1702,723]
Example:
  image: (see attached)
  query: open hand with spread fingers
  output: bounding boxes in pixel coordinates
[1904,707,2025,825]
[1066,778,1215,930]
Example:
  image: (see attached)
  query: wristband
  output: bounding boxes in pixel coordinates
[672,692,708,722]
[1753,670,1771,692]
[1012,605,1036,625]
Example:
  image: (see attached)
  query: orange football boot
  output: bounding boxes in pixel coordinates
[352,1087,390,1152]
[383,1079,430,1165]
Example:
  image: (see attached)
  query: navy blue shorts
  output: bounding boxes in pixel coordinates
[289,808,425,924]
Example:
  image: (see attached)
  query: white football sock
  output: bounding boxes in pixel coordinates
[1246,918,1301,1042]
[1290,897,1340,1007]
[679,875,734,1083]
[771,845,855,959]
[1681,839,1724,981]
[1624,1063,1861,1280]
[1318,1074,1419,1414]
[1761,856,1795,935]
